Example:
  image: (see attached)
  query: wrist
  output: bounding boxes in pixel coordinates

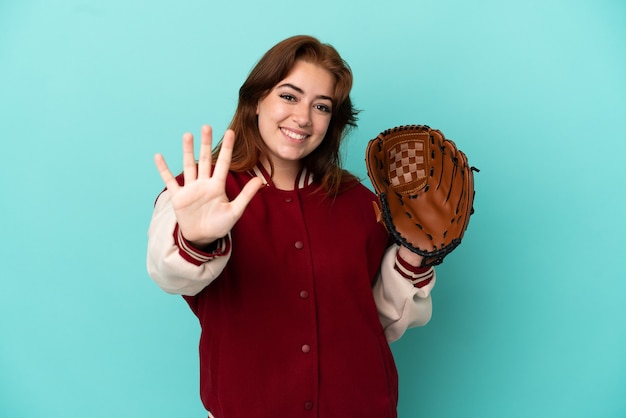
[395,246,434,288]
[178,227,221,249]
[397,246,425,268]
[173,224,230,266]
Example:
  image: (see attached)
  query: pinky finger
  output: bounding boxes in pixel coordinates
[154,153,180,194]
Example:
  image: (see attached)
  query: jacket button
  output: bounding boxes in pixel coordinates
[294,241,304,249]
[301,344,311,353]
[304,401,314,410]
[284,196,293,203]
[299,290,309,299]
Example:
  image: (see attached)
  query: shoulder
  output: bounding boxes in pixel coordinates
[335,178,389,243]
[338,176,377,201]
[329,178,381,222]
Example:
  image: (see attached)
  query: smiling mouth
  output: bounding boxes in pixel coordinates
[281,127,308,141]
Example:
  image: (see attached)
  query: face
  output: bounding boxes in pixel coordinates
[256,60,335,171]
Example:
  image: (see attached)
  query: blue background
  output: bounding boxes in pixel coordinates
[1,0,625,417]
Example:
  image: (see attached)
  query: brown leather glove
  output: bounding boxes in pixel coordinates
[366,125,477,267]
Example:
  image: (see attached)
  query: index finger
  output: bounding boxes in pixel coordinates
[211,129,235,184]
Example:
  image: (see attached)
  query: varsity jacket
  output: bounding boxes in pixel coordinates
[146,165,435,418]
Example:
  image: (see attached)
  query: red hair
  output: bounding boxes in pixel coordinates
[214,35,359,196]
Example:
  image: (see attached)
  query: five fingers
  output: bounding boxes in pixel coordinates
[154,125,242,194]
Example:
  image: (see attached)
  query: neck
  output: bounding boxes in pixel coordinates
[261,158,302,191]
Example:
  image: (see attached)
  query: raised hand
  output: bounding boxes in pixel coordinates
[154,125,264,247]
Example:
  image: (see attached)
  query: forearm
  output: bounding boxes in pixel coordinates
[146,191,230,296]
[373,245,436,342]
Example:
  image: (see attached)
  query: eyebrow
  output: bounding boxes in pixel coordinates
[277,83,334,103]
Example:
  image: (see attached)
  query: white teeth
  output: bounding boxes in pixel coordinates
[281,128,307,140]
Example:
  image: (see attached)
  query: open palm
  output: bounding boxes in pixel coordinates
[154,125,263,247]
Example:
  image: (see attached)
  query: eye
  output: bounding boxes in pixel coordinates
[315,103,332,113]
[279,93,297,102]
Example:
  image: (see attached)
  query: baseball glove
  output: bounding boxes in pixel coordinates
[366,125,477,267]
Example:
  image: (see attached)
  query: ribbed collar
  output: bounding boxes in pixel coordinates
[249,164,315,190]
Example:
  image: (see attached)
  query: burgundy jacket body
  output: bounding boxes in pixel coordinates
[183,170,397,417]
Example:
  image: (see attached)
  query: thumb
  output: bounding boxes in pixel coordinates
[230,177,265,218]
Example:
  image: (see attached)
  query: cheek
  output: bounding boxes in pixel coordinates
[258,99,288,122]
[315,116,332,136]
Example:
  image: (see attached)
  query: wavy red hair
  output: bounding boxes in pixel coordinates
[214,35,359,196]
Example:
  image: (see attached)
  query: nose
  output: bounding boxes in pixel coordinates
[292,103,312,128]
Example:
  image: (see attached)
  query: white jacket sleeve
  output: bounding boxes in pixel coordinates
[373,245,436,342]
[146,191,230,296]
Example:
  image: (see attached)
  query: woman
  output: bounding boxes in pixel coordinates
[147,35,435,418]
